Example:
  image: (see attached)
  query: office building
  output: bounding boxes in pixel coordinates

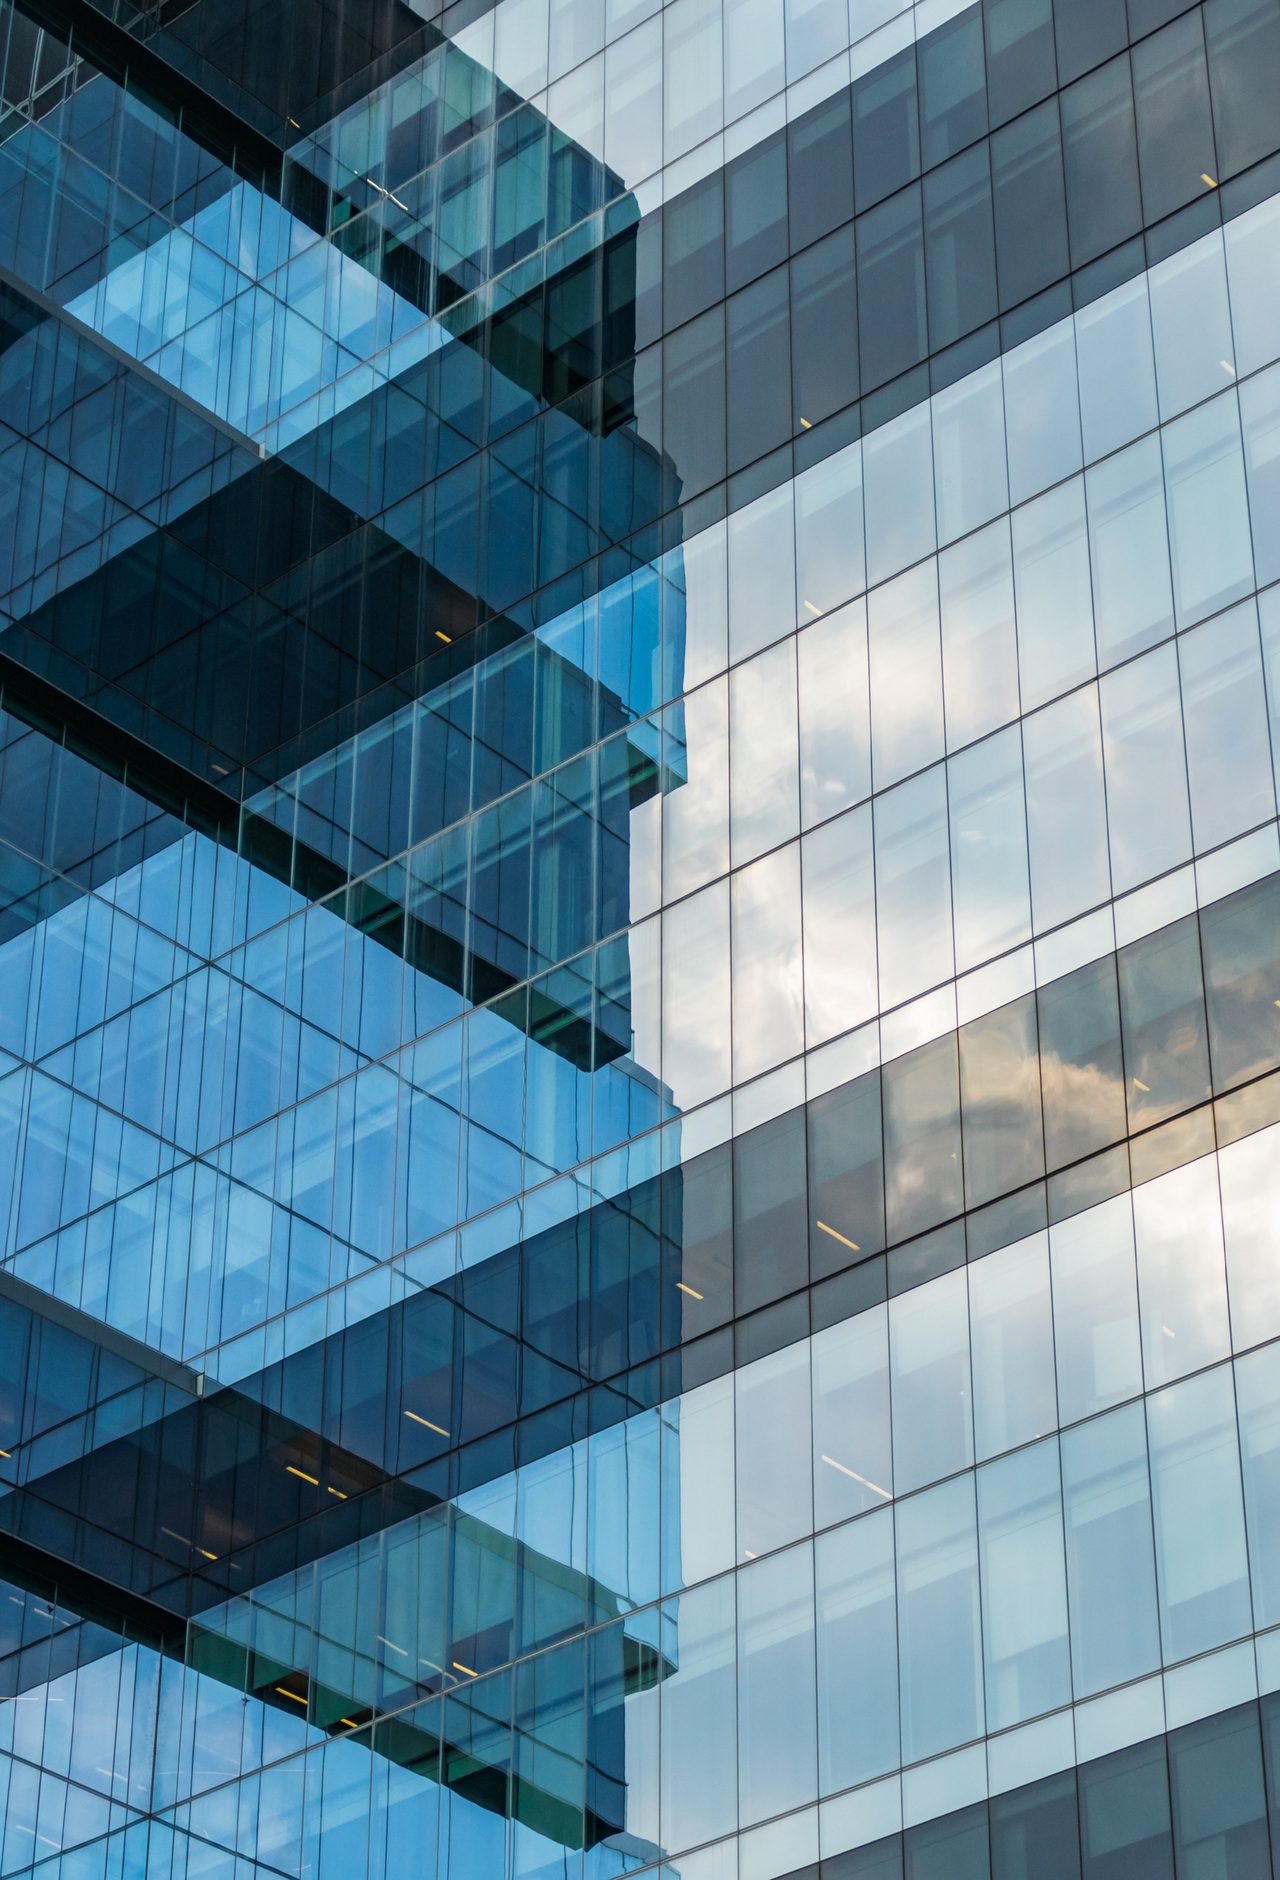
[2,0,1280,1872]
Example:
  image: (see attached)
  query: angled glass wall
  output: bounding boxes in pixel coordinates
[3,0,1280,1874]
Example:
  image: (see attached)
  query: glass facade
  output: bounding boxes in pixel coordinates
[2,0,1280,1873]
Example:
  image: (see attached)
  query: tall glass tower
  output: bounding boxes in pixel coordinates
[2,0,1280,1872]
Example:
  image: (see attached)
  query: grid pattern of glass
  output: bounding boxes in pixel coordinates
[3,0,1280,1874]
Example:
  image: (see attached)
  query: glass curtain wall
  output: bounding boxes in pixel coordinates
[2,0,1280,1875]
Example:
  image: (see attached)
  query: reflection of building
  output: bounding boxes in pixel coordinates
[8,0,1280,1873]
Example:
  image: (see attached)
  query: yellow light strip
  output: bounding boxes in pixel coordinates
[404,1410,449,1437]
[817,1221,860,1252]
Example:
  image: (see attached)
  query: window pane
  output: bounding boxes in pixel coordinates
[889,1262,973,1493]
[1061,1400,1161,1696]
[812,1305,894,1525]
[978,1438,1071,1730]
[896,1475,983,1762]
[1147,1365,1251,1661]
[1050,1194,1144,1423]
[969,1230,1058,1460]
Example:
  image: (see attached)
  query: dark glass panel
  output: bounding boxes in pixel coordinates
[807,1070,885,1277]
[1079,1740,1175,1880]
[726,130,789,293]
[1128,0,1200,38]
[661,305,726,498]
[726,267,792,471]
[1169,1704,1270,1880]
[590,1179,661,1378]
[1199,871,1280,1091]
[789,91,855,251]
[906,1802,991,1880]
[791,226,859,427]
[824,1836,905,1880]
[733,1108,809,1314]
[1118,914,1212,1129]
[1205,0,1280,180]
[856,184,927,390]
[664,1141,735,1342]
[882,1032,963,1243]
[1052,0,1120,85]
[923,142,998,349]
[1062,55,1143,264]
[991,97,1069,307]
[664,171,724,330]
[984,0,1057,125]
[853,45,920,212]
[918,8,988,166]
[1132,13,1218,224]
[1262,1691,1280,1878]
[958,993,1045,1209]
[1037,956,1128,1168]
[991,1771,1082,1880]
